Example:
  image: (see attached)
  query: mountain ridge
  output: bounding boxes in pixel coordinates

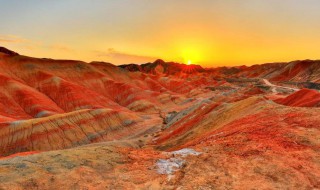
[0,46,19,56]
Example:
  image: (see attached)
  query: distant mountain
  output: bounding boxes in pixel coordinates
[119,59,206,74]
[1,47,319,83]
[119,58,320,83]
[0,46,19,56]
[206,60,320,83]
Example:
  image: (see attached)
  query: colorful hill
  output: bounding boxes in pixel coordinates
[274,88,320,107]
[119,59,206,75]
[0,47,320,189]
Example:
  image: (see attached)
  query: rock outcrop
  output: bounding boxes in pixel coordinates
[0,47,19,56]
[274,88,320,107]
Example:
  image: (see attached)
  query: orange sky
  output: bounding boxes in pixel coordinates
[1,1,320,67]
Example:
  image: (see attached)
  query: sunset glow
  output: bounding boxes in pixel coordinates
[1,0,320,67]
[0,1,320,187]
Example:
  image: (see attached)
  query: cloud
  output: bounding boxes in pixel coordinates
[94,48,158,64]
[0,35,28,44]
[0,34,42,50]
[47,44,74,52]
[0,34,74,53]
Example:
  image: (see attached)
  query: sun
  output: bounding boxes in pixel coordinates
[187,60,192,65]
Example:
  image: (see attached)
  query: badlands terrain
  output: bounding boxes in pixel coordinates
[0,46,320,189]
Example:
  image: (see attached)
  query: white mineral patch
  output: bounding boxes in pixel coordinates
[170,148,202,157]
[35,111,50,118]
[156,158,185,175]
[156,148,202,176]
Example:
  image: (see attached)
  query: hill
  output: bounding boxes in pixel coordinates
[119,59,206,75]
[0,47,320,189]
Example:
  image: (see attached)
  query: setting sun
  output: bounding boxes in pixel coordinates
[1,1,320,67]
[187,60,192,65]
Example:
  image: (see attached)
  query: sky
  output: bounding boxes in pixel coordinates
[1,0,320,67]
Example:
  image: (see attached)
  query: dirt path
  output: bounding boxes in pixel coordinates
[262,79,299,93]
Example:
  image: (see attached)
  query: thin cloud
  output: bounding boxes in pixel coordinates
[0,34,74,53]
[0,35,28,43]
[47,44,74,52]
[0,34,42,50]
[94,48,158,64]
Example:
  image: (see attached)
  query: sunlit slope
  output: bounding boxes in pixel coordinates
[0,53,203,120]
[0,49,211,156]
[0,47,320,189]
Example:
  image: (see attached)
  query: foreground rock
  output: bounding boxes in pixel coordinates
[1,96,320,189]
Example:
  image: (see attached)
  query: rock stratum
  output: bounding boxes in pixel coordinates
[0,47,320,189]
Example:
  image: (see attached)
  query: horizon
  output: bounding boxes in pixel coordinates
[1,0,320,66]
[2,45,319,69]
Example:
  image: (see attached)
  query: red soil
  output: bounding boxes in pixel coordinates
[0,151,39,160]
[271,61,314,81]
[0,49,320,189]
[275,88,320,107]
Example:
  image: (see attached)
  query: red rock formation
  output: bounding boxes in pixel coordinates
[0,47,320,189]
[274,88,320,107]
[120,59,205,75]
[0,47,19,56]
